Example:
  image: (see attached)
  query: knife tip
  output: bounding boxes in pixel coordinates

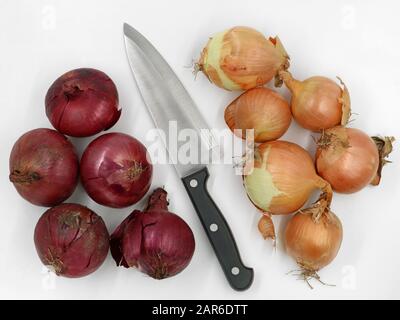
[123,23,141,39]
[123,22,130,34]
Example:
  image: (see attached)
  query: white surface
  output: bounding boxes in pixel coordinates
[1,0,400,300]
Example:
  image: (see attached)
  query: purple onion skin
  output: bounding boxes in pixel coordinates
[45,68,121,137]
[80,132,153,208]
[110,188,195,279]
[34,203,110,278]
[9,128,79,207]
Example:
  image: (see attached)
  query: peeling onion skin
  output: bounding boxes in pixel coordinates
[9,128,79,207]
[285,208,343,272]
[316,127,379,194]
[110,188,195,279]
[258,214,276,241]
[370,136,395,186]
[80,132,153,208]
[280,71,351,132]
[34,203,110,278]
[224,87,291,142]
[45,68,121,137]
[198,26,289,91]
[243,141,332,215]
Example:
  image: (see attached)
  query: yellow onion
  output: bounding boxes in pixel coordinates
[197,26,289,91]
[243,141,332,215]
[285,197,343,286]
[224,87,291,143]
[315,127,391,194]
[280,71,351,132]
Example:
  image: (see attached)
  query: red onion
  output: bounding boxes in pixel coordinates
[9,128,79,207]
[80,132,152,208]
[45,68,121,137]
[34,203,109,278]
[110,188,195,279]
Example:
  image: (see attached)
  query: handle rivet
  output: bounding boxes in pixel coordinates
[231,267,240,276]
[190,179,198,188]
[210,223,218,232]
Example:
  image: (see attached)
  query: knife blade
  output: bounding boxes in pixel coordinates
[123,23,253,291]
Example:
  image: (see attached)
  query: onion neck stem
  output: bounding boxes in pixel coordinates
[146,188,169,211]
[278,70,300,93]
[314,176,333,209]
[370,136,395,186]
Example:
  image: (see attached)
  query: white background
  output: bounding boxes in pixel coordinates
[1,0,399,300]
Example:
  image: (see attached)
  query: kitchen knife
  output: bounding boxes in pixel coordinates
[123,23,253,291]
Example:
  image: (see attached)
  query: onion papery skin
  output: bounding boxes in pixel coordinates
[316,127,379,194]
[198,26,289,91]
[243,141,331,215]
[370,136,395,186]
[280,72,351,132]
[9,128,79,207]
[285,208,343,272]
[224,87,291,142]
[110,188,195,279]
[258,214,276,240]
[80,132,153,208]
[34,203,109,278]
[45,68,121,137]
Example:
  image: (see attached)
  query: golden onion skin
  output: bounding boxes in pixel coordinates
[285,209,343,272]
[316,127,379,194]
[280,72,351,132]
[198,26,289,91]
[243,141,329,215]
[224,87,291,143]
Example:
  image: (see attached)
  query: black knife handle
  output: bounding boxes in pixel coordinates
[182,167,254,291]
